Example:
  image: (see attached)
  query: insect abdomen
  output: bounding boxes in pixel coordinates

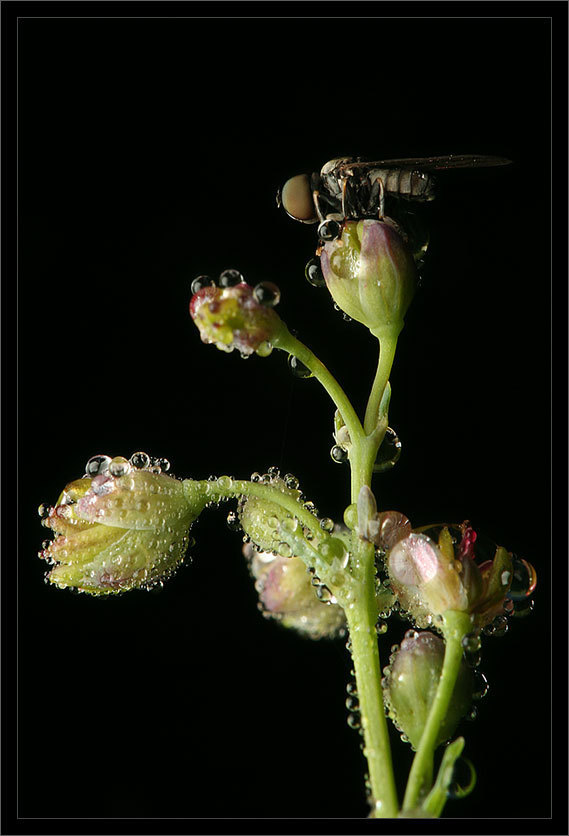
[371,168,436,201]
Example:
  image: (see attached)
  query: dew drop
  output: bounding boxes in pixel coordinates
[38,504,51,519]
[288,355,313,378]
[226,511,240,531]
[508,556,537,599]
[318,219,341,241]
[320,517,334,532]
[374,427,402,472]
[85,454,111,478]
[219,268,243,287]
[129,451,150,470]
[511,598,535,618]
[472,670,489,700]
[109,456,131,478]
[157,457,171,473]
[284,473,299,490]
[191,275,214,295]
[305,257,326,287]
[330,444,348,464]
[347,713,361,730]
[253,281,281,307]
[217,475,232,491]
[278,542,292,558]
[256,340,273,357]
[250,472,261,483]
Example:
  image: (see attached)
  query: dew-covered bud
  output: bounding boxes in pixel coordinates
[320,219,417,338]
[244,545,346,639]
[39,460,208,594]
[383,631,474,750]
[387,522,518,629]
[237,477,316,559]
[189,281,283,356]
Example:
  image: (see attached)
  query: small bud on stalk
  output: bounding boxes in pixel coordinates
[39,456,207,594]
[387,522,524,629]
[244,544,346,640]
[320,220,417,338]
[190,281,283,356]
[383,631,474,750]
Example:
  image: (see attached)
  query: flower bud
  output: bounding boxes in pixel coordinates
[244,545,346,639]
[387,522,516,629]
[190,282,283,356]
[237,477,317,559]
[39,456,208,594]
[383,631,474,749]
[320,219,417,337]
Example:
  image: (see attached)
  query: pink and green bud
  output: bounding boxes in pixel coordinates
[387,522,515,628]
[39,457,208,594]
[320,219,417,338]
[244,545,346,640]
[190,282,283,357]
[383,631,474,749]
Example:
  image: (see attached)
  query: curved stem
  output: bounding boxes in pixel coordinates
[363,331,398,436]
[273,326,365,447]
[402,610,473,811]
[345,539,399,818]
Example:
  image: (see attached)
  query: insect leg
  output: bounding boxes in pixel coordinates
[312,189,325,223]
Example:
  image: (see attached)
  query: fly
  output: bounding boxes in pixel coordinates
[277,154,512,242]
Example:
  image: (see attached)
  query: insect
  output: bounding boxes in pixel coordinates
[278,154,512,241]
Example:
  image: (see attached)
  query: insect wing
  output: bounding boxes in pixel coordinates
[342,154,512,172]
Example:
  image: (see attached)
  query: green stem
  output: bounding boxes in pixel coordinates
[344,539,399,818]
[363,330,398,436]
[273,326,364,447]
[402,610,473,811]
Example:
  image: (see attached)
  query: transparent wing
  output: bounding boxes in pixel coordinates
[344,154,512,172]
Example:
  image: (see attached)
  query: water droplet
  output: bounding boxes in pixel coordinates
[129,451,150,469]
[343,504,358,529]
[267,466,280,480]
[346,681,358,696]
[511,598,535,618]
[473,670,489,700]
[217,475,232,491]
[226,511,240,531]
[303,500,317,515]
[318,219,341,241]
[342,313,352,322]
[109,456,131,478]
[256,340,273,357]
[253,281,281,307]
[85,454,111,478]
[278,542,292,558]
[376,620,388,635]
[345,696,360,711]
[37,504,51,519]
[373,427,401,472]
[347,713,361,730]
[508,556,537,599]
[447,756,476,799]
[462,632,482,667]
[191,275,214,295]
[305,256,326,287]
[330,444,348,464]
[288,355,313,378]
[250,472,261,483]
[320,517,334,532]
[219,268,243,287]
[157,457,171,473]
[284,473,299,490]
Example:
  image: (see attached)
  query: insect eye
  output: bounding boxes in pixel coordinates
[280,173,318,223]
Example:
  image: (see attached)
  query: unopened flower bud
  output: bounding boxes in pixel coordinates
[39,457,208,594]
[387,522,517,628]
[237,478,315,558]
[190,282,283,356]
[320,219,417,338]
[383,631,474,749]
[244,545,345,639]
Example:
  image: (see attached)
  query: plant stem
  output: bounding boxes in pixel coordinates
[402,610,473,811]
[363,331,398,436]
[344,539,399,818]
[273,326,365,447]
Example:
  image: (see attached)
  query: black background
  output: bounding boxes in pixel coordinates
[8,3,560,830]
